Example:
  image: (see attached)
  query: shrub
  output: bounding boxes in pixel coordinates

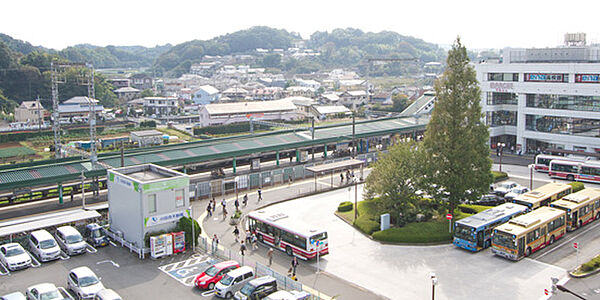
[337,201,353,212]
[458,204,490,215]
[372,221,453,243]
[176,216,201,248]
[580,262,594,272]
[354,215,380,235]
[492,171,508,182]
[569,182,585,193]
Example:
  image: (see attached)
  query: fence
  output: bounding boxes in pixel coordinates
[105,229,149,259]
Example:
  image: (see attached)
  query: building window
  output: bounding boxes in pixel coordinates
[524,73,568,83]
[525,114,600,137]
[486,111,517,127]
[526,94,600,112]
[487,92,518,105]
[148,194,157,213]
[175,189,184,208]
[487,73,518,82]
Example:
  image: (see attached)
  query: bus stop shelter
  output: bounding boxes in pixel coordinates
[306,159,365,191]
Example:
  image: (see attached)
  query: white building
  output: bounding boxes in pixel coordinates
[476,39,600,154]
[14,100,47,124]
[191,85,220,105]
[142,97,180,116]
[197,99,300,127]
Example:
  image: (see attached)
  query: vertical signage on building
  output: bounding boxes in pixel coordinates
[575,74,600,83]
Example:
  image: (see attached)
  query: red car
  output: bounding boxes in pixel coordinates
[195,260,240,290]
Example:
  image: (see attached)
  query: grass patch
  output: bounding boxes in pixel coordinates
[569,182,585,193]
[492,171,508,182]
[0,146,36,158]
[458,204,491,214]
[574,253,600,275]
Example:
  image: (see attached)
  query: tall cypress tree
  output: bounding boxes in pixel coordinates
[423,37,492,216]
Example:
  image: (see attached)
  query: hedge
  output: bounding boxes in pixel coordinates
[140,120,157,128]
[337,201,353,212]
[492,171,508,182]
[579,254,600,273]
[372,221,453,244]
[569,182,585,193]
[354,216,380,235]
[458,204,490,214]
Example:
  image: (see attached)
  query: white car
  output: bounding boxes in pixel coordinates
[504,186,530,201]
[494,181,518,197]
[1,292,27,300]
[67,266,105,299]
[26,283,62,300]
[0,243,31,271]
[55,226,87,256]
[28,230,61,262]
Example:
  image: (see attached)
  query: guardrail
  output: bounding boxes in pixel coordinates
[104,229,148,259]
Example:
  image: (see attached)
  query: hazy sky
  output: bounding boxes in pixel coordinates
[3,0,600,50]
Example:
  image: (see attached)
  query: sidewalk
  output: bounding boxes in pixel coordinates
[193,168,383,300]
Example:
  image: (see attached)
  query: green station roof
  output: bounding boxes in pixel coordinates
[0,116,428,191]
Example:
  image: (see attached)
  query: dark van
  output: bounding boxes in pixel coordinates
[234,276,277,300]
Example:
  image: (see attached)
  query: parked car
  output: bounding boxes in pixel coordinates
[493,181,518,197]
[0,243,31,271]
[195,260,240,290]
[55,226,87,256]
[234,276,277,300]
[470,194,504,206]
[1,292,26,300]
[265,290,311,300]
[83,224,108,248]
[25,283,62,300]
[94,289,122,300]
[504,186,530,201]
[28,230,61,262]
[215,266,255,298]
[67,266,105,300]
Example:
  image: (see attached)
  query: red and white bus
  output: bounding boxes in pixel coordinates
[535,155,582,172]
[549,160,581,181]
[577,161,600,183]
[247,211,328,260]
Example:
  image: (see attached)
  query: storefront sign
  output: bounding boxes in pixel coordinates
[524,73,566,82]
[144,209,190,227]
[142,177,189,193]
[490,82,514,92]
[575,74,600,83]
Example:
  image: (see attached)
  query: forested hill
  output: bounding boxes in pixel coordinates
[60,44,172,68]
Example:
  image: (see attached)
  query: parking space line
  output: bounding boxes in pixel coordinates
[109,241,118,247]
[26,250,41,268]
[59,250,70,260]
[201,290,215,297]
[0,261,10,275]
[86,243,98,254]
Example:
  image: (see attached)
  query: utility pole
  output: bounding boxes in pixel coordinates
[36,96,42,133]
[84,63,98,165]
[120,140,125,167]
[352,114,356,158]
[81,170,86,210]
[311,117,315,161]
[51,61,63,158]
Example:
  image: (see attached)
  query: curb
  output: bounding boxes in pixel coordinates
[569,266,600,278]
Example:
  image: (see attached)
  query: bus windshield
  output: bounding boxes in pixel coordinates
[311,232,327,241]
[513,200,532,208]
[492,232,517,250]
[454,224,475,242]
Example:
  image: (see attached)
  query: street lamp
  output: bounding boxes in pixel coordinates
[528,164,534,190]
[497,142,506,172]
[430,273,437,300]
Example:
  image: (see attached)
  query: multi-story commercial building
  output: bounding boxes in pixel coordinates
[476,35,600,154]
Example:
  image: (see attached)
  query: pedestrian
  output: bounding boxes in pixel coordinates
[234,198,240,211]
[223,207,228,220]
[267,248,274,266]
[340,172,344,184]
[251,233,258,250]
[221,198,227,213]
[240,240,246,256]
[289,155,293,163]
[233,226,240,243]
[245,230,251,244]
[206,202,212,217]
[289,175,293,185]
[291,256,298,276]
[257,188,262,202]
[212,198,216,213]
[243,194,248,206]
[346,169,351,182]
[511,145,515,154]
[211,234,219,255]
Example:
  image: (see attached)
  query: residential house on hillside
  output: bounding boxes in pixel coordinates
[288,96,316,117]
[371,92,392,105]
[58,96,104,118]
[340,90,368,107]
[114,86,140,102]
[320,93,340,104]
[129,74,153,90]
[286,86,315,98]
[108,78,130,89]
[338,79,366,91]
[221,87,249,101]
[250,87,284,101]
[192,85,220,105]
[197,99,299,127]
[14,100,48,124]
[296,79,321,90]
[142,97,180,116]
[177,88,193,101]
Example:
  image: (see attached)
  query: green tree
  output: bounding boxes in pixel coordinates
[262,53,281,68]
[391,94,408,112]
[422,37,492,216]
[176,216,201,248]
[364,141,427,225]
[0,89,17,114]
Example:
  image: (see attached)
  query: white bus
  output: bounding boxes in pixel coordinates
[247,211,328,260]
[534,154,583,173]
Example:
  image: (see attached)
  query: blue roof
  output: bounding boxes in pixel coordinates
[456,203,528,229]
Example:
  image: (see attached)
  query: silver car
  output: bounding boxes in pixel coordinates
[67,266,105,299]
[55,226,87,256]
[0,243,31,271]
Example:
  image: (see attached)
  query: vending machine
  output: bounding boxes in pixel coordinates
[162,233,174,256]
[150,235,166,259]
[172,231,186,254]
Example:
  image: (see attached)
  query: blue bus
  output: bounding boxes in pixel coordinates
[453,203,528,252]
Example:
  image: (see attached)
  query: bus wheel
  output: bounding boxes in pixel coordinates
[286,246,293,256]
[526,247,532,257]
[567,175,574,181]
[549,236,555,244]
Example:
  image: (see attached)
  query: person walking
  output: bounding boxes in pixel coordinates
[221,198,227,213]
[206,202,212,217]
[291,256,298,276]
[233,226,240,243]
[240,240,246,256]
[223,207,228,220]
[340,172,344,184]
[243,194,248,206]
[251,233,258,250]
[211,234,219,255]
[234,198,240,211]
[212,198,216,213]
[257,188,262,202]
[267,248,274,266]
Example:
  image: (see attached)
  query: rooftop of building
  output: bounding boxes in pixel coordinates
[111,164,186,183]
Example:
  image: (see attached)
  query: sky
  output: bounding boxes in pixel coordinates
[2,0,600,50]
